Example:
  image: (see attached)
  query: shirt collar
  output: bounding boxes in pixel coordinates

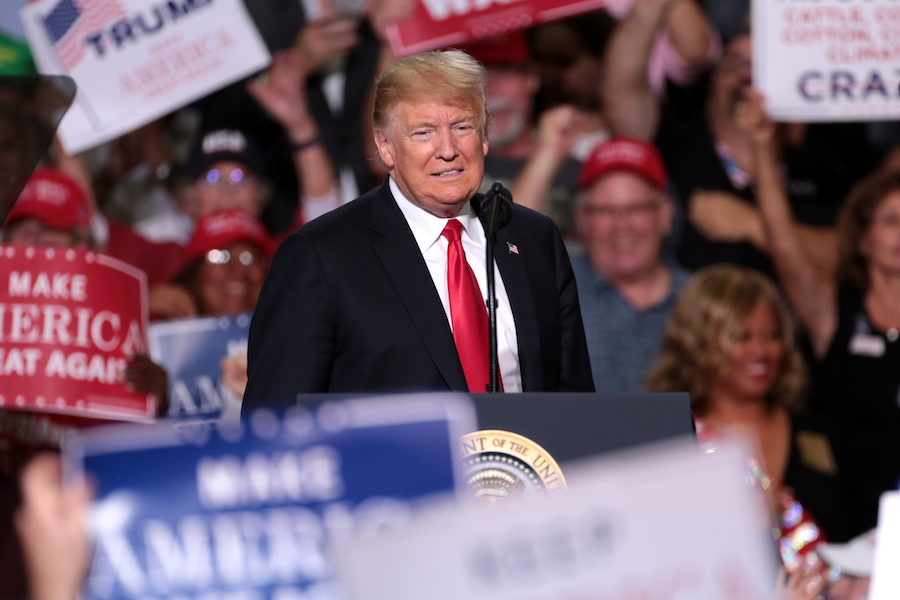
[389,176,485,251]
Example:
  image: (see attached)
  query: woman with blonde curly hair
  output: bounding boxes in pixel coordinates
[647,264,806,418]
[647,265,834,577]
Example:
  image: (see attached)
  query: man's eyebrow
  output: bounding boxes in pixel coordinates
[404,120,436,130]
[451,114,477,125]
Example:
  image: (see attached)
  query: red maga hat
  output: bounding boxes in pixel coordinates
[7,167,91,231]
[578,137,668,192]
[183,209,273,267]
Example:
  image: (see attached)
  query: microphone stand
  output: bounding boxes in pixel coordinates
[480,183,512,393]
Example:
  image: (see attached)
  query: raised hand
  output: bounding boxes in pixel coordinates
[15,454,92,600]
[367,0,416,41]
[735,89,776,147]
[247,50,318,142]
[534,105,588,165]
[294,12,360,76]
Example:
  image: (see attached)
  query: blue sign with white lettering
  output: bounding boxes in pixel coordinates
[149,313,252,420]
[68,395,475,600]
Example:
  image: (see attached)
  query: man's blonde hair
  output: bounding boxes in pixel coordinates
[373,49,491,135]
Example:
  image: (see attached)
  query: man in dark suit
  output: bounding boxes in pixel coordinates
[244,50,594,403]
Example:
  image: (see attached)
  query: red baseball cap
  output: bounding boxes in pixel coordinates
[7,167,91,231]
[183,209,273,267]
[578,137,668,192]
[463,32,530,66]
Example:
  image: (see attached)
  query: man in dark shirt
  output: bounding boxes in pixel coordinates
[601,0,849,275]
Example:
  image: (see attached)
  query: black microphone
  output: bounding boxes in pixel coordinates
[478,182,513,393]
[479,182,513,242]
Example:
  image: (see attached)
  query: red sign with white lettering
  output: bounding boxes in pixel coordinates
[385,0,607,56]
[0,246,154,421]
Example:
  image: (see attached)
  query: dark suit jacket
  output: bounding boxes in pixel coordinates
[244,181,595,404]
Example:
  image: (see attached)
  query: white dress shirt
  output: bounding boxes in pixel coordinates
[390,178,522,392]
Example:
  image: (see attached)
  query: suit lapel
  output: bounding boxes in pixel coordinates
[369,185,468,390]
[494,226,542,391]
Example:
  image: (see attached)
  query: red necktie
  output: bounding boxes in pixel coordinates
[442,219,495,392]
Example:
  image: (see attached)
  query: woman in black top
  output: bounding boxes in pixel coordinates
[742,91,900,538]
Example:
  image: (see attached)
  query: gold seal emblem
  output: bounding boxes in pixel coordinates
[460,430,566,504]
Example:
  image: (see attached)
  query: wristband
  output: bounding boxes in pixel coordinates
[291,134,322,152]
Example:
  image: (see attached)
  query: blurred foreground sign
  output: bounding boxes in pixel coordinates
[67,394,475,600]
[870,491,900,599]
[753,0,900,122]
[334,440,779,600]
[149,312,251,421]
[386,0,606,56]
[0,76,75,226]
[20,0,271,154]
[0,245,153,421]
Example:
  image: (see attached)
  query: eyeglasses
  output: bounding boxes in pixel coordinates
[201,168,253,187]
[205,248,259,267]
[580,199,660,220]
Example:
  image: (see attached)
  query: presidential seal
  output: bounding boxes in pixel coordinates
[460,430,566,504]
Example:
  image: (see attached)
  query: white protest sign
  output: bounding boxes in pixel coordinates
[869,491,900,599]
[333,440,779,600]
[20,0,271,155]
[753,0,900,122]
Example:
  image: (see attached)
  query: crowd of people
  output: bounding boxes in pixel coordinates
[1,0,900,598]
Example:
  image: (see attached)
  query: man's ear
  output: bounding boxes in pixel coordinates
[482,130,489,157]
[374,130,395,170]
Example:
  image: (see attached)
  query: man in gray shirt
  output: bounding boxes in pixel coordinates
[571,137,690,392]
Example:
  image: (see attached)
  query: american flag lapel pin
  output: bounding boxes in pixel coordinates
[507,242,519,255]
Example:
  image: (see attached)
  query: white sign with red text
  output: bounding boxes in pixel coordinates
[20,0,271,154]
[0,245,153,421]
[334,440,779,600]
[753,0,900,122]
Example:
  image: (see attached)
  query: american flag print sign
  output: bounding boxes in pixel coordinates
[20,0,271,154]
[42,0,128,71]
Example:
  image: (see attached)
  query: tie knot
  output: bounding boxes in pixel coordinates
[441,219,463,242]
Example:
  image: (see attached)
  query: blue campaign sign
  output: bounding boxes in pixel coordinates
[66,394,476,600]
[149,313,252,420]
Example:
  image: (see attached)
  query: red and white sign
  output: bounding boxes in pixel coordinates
[753,0,900,122]
[386,0,606,56]
[0,246,154,421]
[20,0,271,154]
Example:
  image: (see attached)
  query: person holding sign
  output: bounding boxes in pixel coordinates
[601,1,849,277]
[245,50,594,402]
[2,168,92,248]
[0,168,169,416]
[738,91,900,542]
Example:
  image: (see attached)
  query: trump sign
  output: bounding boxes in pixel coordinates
[0,245,153,421]
[385,0,607,56]
[20,0,271,154]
